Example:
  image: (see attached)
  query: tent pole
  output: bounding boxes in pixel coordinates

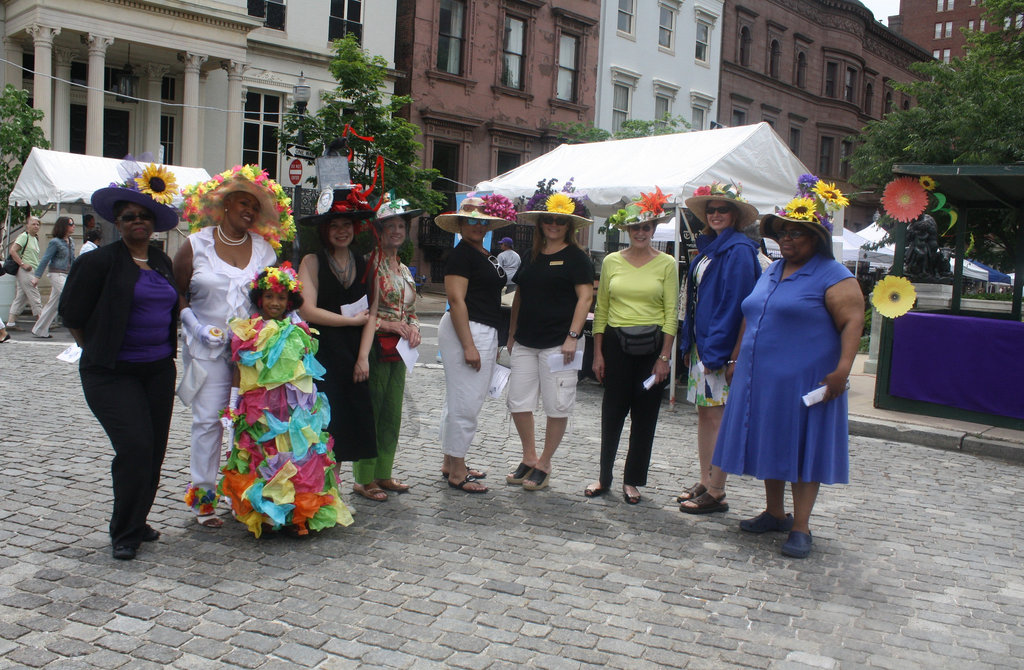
[669,204,681,408]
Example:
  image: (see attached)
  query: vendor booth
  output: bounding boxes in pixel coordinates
[875,164,1024,429]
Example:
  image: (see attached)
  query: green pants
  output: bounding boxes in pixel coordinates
[352,355,406,485]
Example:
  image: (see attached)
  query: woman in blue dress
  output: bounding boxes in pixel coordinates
[712,176,863,558]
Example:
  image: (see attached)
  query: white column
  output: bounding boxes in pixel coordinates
[52,47,76,152]
[3,36,24,89]
[86,34,113,157]
[222,60,246,168]
[178,51,207,167]
[144,63,169,160]
[27,25,60,142]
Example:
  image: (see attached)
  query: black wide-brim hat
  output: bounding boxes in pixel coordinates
[299,188,376,227]
[91,187,180,232]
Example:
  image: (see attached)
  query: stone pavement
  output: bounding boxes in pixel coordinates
[1,339,1023,669]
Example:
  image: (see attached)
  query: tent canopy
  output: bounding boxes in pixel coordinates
[9,147,211,209]
[476,123,809,217]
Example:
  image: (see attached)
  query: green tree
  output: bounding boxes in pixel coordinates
[0,85,49,227]
[278,35,444,216]
[552,113,691,144]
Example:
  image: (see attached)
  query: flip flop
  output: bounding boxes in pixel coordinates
[447,476,488,493]
[353,484,388,501]
[441,468,487,480]
[376,479,410,493]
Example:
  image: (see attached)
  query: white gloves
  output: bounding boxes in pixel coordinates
[181,307,227,347]
[221,386,240,431]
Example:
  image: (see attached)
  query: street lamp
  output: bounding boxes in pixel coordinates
[292,72,311,145]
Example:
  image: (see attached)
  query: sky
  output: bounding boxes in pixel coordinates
[859,0,904,22]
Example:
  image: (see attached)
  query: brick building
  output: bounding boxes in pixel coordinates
[394,0,601,280]
[892,0,987,62]
[717,0,930,228]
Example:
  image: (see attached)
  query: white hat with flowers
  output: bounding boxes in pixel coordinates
[433,194,517,234]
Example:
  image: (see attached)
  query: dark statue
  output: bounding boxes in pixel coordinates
[903,213,951,282]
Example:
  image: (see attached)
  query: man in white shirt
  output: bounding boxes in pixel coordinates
[496,237,520,291]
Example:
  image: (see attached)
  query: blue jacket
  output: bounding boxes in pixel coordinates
[678,227,760,371]
[34,237,75,276]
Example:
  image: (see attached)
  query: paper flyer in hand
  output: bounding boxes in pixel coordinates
[397,338,419,373]
[547,350,584,372]
[340,295,369,317]
[489,364,511,398]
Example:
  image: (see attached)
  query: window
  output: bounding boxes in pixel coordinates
[796,52,807,88]
[844,67,857,103]
[839,140,852,179]
[935,23,943,39]
[329,0,363,43]
[933,49,941,59]
[655,94,671,123]
[968,20,975,30]
[658,5,674,50]
[945,21,953,38]
[947,0,954,9]
[943,49,951,62]
[612,83,631,132]
[501,16,525,89]
[769,40,781,78]
[160,115,175,165]
[556,34,579,102]
[242,92,281,180]
[252,0,285,31]
[431,141,460,213]
[789,126,801,154]
[437,0,465,75]
[936,0,942,10]
[695,22,711,62]
[885,90,893,113]
[825,62,838,98]
[739,27,751,66]
[691,106,706,131]
[618,0,635,34]
[818,136,834,176]
[980,20,986,31]
[496,150,520,176]
[864,83,874,114]
[731,108,746,126]
[161,76,176,102]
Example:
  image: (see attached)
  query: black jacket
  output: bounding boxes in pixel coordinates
[59,241,180,369]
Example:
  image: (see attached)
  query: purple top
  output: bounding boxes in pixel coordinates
[117,269,178,362]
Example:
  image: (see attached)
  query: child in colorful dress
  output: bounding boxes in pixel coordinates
[219,263,353,537]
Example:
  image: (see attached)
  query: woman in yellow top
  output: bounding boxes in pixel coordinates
[586,189,678,504]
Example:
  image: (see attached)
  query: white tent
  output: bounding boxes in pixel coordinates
[842,227,893,267]
[8,147,211,210]
[476,123,808,217]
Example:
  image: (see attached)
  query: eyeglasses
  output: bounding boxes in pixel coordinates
[117,212,156,223]
[487,255,507,278]
[777,229,809,240]
[542,219,569,226]
[705,206,734,215]
[628,224,653,232]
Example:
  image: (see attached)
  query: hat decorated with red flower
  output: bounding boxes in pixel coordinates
[249,261,302,295]
[516,178,592,230]
[684,181,759,228]
[434,194,517,234]
[181,164,295,252]
[606,186,673,228]
[759,173,848,257]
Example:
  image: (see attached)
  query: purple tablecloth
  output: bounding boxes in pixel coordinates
[890,312,1024,420]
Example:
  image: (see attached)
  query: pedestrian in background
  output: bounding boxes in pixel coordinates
[505,185,593,492]
[176,165,291,527]
[586,189,678,505]
[80,227,102,255]
[435,196,517,493]
[6,216,43,331]
[60,164,181,560]
[31,216,76,338]
[713,176,863,558]
[495,236,520,292]
[353,196,423,500]
[676,183,761,515]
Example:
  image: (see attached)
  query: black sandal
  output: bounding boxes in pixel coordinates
[679,491,729,514]
[584,483,608,497]
[448,475,488,493]
[622,485,641,505]
[506,462,534,485]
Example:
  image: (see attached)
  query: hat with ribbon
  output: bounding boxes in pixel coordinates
[299,139,377,226]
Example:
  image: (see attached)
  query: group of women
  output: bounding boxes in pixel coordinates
[57,156,861,561]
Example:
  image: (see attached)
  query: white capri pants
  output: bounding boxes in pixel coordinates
[182,346,233,502]
[32,272,67,337]
[438,312,498,458]
[506,342,581,418]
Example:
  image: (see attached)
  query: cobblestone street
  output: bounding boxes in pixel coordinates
[1,340,1022,668]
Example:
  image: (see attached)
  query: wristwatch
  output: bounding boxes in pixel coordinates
[658,354,670,362]
[568,330,581,339]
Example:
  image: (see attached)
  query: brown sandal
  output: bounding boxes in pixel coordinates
[376,479,410,493]
[679,491,729,514]
[675,482,707,503]
[353,484,388,502]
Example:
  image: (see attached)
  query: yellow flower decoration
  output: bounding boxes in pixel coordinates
[546,192,575,214]
[135,164,178,205]
[919,175,937,191]
[812,180,850,208]
[871,275,917,319]
[783,197,816,221]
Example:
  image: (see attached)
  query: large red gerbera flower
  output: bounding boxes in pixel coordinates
[881,177,928,223]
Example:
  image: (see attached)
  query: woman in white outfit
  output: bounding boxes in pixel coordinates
[434,197,516,493]
[175,165,294,526]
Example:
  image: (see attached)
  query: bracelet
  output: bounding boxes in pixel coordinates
[727,360,737,365]
[658,354,670,362]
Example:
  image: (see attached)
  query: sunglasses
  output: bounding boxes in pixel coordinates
[777,229,809,240]
[542,219,569,226]
[705,206,734,215]
[118,212,156,223]
[628,224,654,232]
[487,255,507,278]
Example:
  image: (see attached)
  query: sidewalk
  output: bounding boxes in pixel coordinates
[416,289,1024,463]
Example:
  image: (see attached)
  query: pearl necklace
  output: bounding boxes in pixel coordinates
[132,256,148,263]
[217,226,248,246]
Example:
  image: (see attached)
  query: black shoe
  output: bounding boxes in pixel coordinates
[112,543,138,560]
[142,526,160,542]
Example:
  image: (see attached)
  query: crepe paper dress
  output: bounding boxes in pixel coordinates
[712,254,853,485]
[219,314,353,537]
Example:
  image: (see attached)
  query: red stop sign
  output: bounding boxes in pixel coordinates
[288,159,302,185]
